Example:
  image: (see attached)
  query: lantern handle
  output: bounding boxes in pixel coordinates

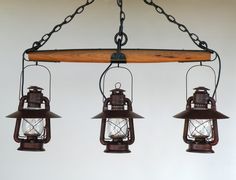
[99,64,134,102]
[19,63,52,102]
[104,65,133,102]
[185,63,217,101]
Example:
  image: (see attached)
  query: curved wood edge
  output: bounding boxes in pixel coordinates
[27,49,211,63]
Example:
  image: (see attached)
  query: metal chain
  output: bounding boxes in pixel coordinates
[143,0,220,98]
[25,0,95,53]
[20,0,95,97]
[143,0,214,53]
[114,0,128,52]
[20,0,95,98]
[100,0,128,100]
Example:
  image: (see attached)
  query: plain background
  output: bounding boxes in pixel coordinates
[0,0,235,179]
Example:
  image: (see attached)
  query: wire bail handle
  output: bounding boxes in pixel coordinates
[99,64,134,102]
[185,63,217,101]
[19,63,52,102]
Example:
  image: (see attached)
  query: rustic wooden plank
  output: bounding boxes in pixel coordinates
[27,49,211,63]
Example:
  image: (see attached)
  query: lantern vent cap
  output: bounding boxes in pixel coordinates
[28,86,44,91]
[194,87,209,91]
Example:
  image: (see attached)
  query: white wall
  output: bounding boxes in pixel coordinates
[0,0,235,179]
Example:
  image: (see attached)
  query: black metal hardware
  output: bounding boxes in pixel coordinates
[111,0,128,64]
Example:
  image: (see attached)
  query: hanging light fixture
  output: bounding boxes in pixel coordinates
[92,0,143,153]
[6,60,60,151]
[7,86,60,151]
[174,87,228,153]
[93,83,143,153]
[7,0,228,154]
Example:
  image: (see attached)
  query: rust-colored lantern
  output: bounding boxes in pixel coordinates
[174,87,228,153]
[7,86,60,151]
[93,86,143,153]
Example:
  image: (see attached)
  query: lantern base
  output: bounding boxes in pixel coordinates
[18,141,45,151]
[187,143,214,153]
[104,143,131,153]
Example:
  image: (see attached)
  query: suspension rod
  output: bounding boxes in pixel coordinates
[27,49,211,63]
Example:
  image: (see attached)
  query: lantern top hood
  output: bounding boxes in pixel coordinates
[174,109,228,119]
[194,86,209,91]
[174,86,229,119]
[28,86,43,91]
[6,110,61,119]
[93,110,143,119]
[110,87,125,94]
[6,86,61,119]
[93,85,143,119]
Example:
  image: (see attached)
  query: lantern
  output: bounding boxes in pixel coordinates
[7,86,60,151]
[174,87,228,153]
[93,86,143,153]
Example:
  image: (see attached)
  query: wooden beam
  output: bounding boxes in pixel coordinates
[27,49,211,63]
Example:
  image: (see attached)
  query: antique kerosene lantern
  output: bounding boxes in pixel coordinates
[7,86,60,151]
[93,84,143,153]
[174,87,228,153]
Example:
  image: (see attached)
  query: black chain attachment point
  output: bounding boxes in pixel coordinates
[143,0,221,99]
[111,0,128,64]
[25,0,95,53]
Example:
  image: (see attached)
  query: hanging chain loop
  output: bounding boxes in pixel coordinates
[111,0,128,63]
[114,0,128,51]
[25,0,95,53]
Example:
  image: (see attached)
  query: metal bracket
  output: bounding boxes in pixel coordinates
[111,52,127,63]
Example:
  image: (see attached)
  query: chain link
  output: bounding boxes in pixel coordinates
[21,0,95,97]
[114,0,128,51]
[143,0,220,98]
[26,0,95,52]
[143,0,214,53]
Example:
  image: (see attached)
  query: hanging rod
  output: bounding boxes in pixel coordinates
[27,49,211,63]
